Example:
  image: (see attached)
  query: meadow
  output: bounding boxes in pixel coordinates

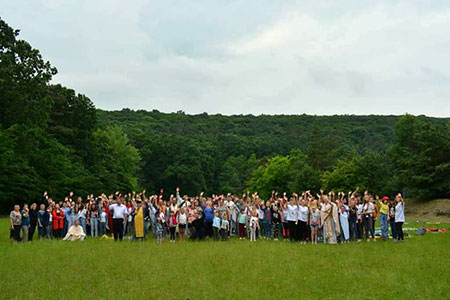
[1,218,449,300]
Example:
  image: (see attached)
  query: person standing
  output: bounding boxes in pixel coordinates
[394,193,405,242]
[378,196,390,240]
[320,195,340,244]
[89,204,99,237]
[388,199,397,240]
[21,204,30,242]
[286,197,298,242]
[28,203,38,241]
[362,197,375,241]
[37,204,49,239]
[10,205,22,242]
[109,197,128,241]
[52,204,65,238]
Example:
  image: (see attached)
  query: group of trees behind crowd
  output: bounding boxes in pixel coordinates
[1,18,449,212]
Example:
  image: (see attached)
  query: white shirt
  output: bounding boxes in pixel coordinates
[363,202,373,214]
[109,204,128,219]
[258,208,264,219]
[298,205,309,222]
[287,204,298,222]
[178,213,187,224]
[100,211,107,223]
[395,202,405,223]
[356,204,363,220]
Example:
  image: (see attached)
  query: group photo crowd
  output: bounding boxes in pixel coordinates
[9,188,406,244]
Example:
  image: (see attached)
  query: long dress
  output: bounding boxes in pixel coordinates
[321,202,340,244]
[340,211,350,241]
[134,207,144,239]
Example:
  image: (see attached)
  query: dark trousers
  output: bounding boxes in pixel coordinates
[238,223,246,238]
[299,221,307,241]
[282,222,289,238]
[349,217,357,240]
[191,220,204,240]
[12,225,21,241]
[62,220,68,238]
[390,219,397,239]
[288,221,297,241]
[213,226,220,241]
[357,221,363,239]
[169,227,176,241]
[53,228,61,238]
[113,218,124,241]
[220,228,227,241]
[204,221,213,238]
[395,222,404,240]
[29,223,37,241]
[273,223,279,239]
[363,215,374,238]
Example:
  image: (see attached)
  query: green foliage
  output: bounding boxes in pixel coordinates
[0,18,57,129]
[0,19,140,211]
[218,154,261,195]
[90,126,141,194]
[1,17,450,210]
[247,150,321,198]
[390,115,450,198]
[321,152,395,196]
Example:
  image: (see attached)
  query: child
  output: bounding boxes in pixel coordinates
[220,213,229,241]
[177,208,187,242]
[238,208,247,240]
[99,209,107,236]
[155,217,164,244]
[272,205,280,241]
[249,211,259,242]
[212,211,221,241]
[309,204,320,244]
[168,211,177,242]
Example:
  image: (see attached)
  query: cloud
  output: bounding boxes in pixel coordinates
[1,0,450,116]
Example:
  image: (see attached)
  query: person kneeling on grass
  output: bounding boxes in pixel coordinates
[63,220,86,241]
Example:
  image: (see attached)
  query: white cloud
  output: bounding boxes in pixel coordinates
[1,0,449,116]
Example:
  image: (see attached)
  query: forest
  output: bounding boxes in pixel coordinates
[1,19,450,212]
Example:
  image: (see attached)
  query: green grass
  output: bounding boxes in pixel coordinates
[1,219,450,300]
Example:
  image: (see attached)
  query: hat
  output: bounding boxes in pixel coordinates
[382,196,389,201]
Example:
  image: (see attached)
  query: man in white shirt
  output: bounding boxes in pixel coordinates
[109,197,128,241]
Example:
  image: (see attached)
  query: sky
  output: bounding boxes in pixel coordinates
[2,0,450,116]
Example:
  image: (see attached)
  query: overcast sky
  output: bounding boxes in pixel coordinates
[2,0,450,116]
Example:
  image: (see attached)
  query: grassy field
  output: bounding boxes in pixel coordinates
[1,218,449,300]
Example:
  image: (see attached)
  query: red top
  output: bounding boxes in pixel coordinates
[52,210,65,230]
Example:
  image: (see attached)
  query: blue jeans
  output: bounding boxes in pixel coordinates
[379,213,388,239]
[90,218,98,237]
[99,222,106,236]
[390,218,397,239]
[264,222,272,239]
[79,218,86,234]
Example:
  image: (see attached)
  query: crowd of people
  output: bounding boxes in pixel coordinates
[9,188,406,244]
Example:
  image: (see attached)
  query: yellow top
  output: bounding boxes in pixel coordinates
[134,207,144,238]
[378,200,389,215]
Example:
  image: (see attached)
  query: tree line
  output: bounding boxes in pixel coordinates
[1,19,449,212]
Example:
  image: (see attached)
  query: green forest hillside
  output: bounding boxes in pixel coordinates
[1,18,450,212]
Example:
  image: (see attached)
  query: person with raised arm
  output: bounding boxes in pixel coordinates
[394,193,405,242]
[320,192,340,244]
[377,196,390,241]
[20,204,30,242]
[286,194,298,242]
